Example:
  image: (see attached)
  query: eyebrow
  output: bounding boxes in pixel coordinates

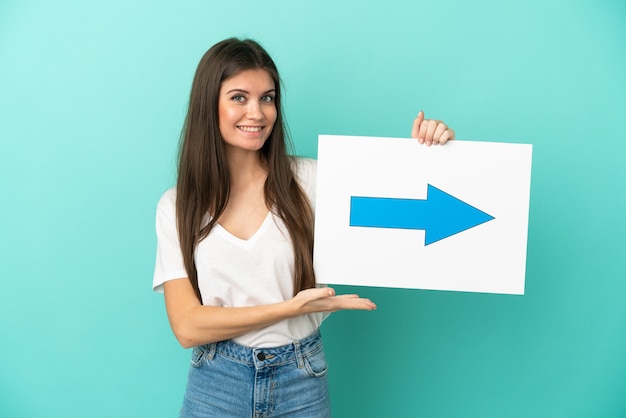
[224,88,276,95]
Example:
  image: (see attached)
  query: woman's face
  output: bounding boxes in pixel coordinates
[218,69,277,154]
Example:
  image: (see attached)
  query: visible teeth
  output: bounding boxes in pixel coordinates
[238,126,262,132]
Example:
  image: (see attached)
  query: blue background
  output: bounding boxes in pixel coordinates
[1,0,625,417]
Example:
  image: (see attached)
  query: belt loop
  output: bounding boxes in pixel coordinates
[294,340,304,369]
[206,342,216,360]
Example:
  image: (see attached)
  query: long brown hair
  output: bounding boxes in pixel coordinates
[176,38,315,301]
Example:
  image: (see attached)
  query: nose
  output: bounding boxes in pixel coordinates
[245,101,263,120]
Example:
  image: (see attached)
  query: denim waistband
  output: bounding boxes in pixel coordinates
[197,330,322,370]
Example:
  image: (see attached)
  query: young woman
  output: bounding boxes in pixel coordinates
[153,38,454,417]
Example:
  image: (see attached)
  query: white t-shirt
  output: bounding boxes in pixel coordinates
[153,158,325,348]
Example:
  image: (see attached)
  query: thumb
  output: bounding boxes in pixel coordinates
[412,110,424,140]
[307,287,335,298]
[416,110,424,125]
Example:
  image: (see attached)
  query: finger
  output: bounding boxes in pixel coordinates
[418,120,430,144]
[419,120,435,146]
[440,127,455,145]
[425,120,440,144]
[447,127,455,141]
[438,129,452,145]
[333,297,377,311]
[433,122,448,143]
[411,111,424,143]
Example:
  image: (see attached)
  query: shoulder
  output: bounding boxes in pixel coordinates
[290,157,317,205]
[156,187,177,215]
[291,157,317,182]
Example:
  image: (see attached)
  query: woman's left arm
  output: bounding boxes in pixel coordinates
[411,110,455,146]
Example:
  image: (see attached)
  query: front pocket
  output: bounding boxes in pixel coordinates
[303,347,329,378]
[190,346,206,368]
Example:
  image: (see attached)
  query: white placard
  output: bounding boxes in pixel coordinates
[313,135,532,295]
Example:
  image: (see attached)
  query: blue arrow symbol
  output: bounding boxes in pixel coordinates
[350,184,495,245]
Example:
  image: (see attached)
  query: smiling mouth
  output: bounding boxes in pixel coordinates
[237,126,263,133]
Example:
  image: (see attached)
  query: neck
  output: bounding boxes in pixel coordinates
[225,148,267,188]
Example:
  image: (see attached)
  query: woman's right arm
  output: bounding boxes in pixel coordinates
[164,277,376,348]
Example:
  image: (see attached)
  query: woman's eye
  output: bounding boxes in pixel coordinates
[231,95,245,102]
[261,95,274,103]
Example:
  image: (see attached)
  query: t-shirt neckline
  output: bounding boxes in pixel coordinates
[214,211,273,248]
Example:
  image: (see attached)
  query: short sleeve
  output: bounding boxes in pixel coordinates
[153,188,189,293]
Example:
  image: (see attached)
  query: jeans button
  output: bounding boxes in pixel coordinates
[256,352,266,361]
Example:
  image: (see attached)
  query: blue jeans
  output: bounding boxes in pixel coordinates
[180,330,331,418]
